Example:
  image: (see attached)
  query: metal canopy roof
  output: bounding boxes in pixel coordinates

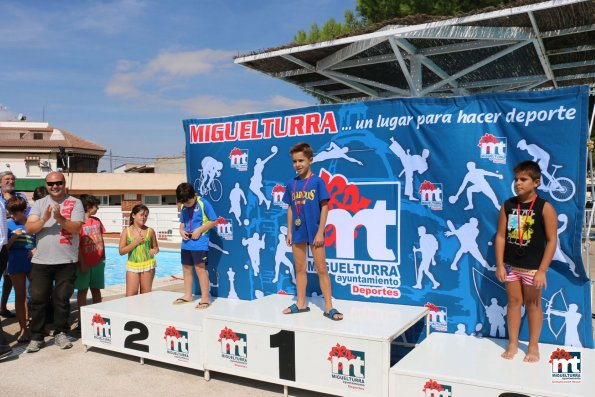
[235,0,595,101]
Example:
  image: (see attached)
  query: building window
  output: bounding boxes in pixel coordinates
[143,195,160,205]
[161,194,177,205]
[124,193,137,200]
[33,133,43,140]
[96,195,109,205]
[109,195,122,206]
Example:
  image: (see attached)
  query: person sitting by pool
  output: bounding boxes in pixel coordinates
[75,194,106,332]
[119,204,159,297]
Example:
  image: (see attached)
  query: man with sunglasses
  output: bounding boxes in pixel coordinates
[25,172,84,353]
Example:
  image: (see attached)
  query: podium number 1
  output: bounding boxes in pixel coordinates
[124,321,150,353]
[270,330,296,381]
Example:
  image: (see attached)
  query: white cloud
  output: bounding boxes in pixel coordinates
[106,49,313,117]
[0,104,16,121]
[176,95,312,118]
[106,49,235,98]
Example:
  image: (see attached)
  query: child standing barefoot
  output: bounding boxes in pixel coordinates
[495,160,557,362]
[119,204,159,296]
[282,142,343,320]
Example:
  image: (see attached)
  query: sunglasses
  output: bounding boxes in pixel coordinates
[46,181,64,187]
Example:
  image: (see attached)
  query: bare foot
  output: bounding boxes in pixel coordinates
[501,343,518,360]
[524,346,540,362]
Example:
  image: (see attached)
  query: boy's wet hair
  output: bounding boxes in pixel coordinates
[513,160,541,180]
[79,194,100,211]
[176,182,196,203]
[6,195,27,213]
[290,142,313,159]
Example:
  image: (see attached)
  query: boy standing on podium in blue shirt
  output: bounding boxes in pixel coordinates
[174,183,217,309]
[282,142,343,320]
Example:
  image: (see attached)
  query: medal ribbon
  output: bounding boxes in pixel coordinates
[293,173,312,222]
[517,195,537,247]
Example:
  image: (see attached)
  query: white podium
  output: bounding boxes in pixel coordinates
[82,291,428,396]
[81,291,250,371]
[390,333,593,397]
[204,294,428,397]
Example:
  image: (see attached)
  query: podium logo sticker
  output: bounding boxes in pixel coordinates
[419,180,443,210]
[328,343,366,390]
[216,217,233,240]
[478,133,506,164]
[550,348,581,383]
[272,184,288,208]
[164,326,189,361]
[425,303,448,332]
[229,147,249,171]
[423,379,452,397]
[91,313,111,344]
[219,327,247,367]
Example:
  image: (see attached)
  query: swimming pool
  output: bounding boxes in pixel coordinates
[1,245,182,304]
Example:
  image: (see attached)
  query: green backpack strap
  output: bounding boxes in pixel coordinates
[195,196,209,225]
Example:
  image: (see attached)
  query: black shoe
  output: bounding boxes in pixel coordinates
[0,310,15,318]
[0,344,12,359]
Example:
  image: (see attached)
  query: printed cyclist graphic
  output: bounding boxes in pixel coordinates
[513,139,576,202]
[194,156,224,202]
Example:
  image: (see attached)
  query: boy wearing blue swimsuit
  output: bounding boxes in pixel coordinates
[282,142,343,320]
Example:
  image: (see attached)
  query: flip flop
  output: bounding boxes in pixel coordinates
[323,308,343,321]
[172,298,193,305]
[284,303,310,314]
[195,302,210,310]
[0,310,15,318]
[17,335,31,344]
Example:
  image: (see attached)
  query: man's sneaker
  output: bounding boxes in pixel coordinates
[26,339,45,353]
[0,344,12,359]
[54,332,73,349]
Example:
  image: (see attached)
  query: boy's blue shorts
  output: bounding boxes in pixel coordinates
[8,250,33,274]
[181,249,208,266]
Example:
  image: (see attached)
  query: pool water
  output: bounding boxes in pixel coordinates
[0,245,182,304]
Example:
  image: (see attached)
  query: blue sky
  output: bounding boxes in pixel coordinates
[0,0,356,171]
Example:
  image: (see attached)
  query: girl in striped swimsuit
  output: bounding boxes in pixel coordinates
[119,204,159,296]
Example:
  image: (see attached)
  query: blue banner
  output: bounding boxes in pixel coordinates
[183,86,592,348]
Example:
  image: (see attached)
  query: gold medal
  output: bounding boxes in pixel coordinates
[295,218,302,227]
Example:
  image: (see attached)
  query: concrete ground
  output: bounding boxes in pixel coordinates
[0,240,593,396]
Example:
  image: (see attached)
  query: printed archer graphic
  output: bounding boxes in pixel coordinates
[449,161,502,210]
[229,182,247,226]
[313,142,363,165]
[547,300,583,347]
[388,137,429,201]
[444,217,494,271]
[412,226,440,289]
[249,146,278,210]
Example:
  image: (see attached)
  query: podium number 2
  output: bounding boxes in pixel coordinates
[270,330,296,381]
[124,321,149,353]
